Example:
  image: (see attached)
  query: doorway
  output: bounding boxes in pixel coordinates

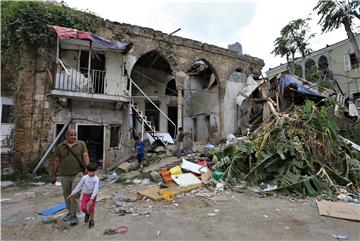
[77,125,104,166]
[80,51,106,94]
[167,106,177,138]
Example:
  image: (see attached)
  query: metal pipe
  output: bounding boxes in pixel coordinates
[58,58,70,76]
[32,121,71,175]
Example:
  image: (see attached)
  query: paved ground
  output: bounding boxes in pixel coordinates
[1,174,359,241]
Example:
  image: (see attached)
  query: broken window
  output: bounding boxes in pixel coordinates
[110,125,121,148]
[349,53,359,69]
[344,53,359,71]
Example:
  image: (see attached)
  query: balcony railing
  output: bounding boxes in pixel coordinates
[54,64,108,94]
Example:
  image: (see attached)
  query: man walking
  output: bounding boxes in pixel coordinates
[51,127,89,225]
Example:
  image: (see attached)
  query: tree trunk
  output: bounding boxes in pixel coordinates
[344,21,360,63]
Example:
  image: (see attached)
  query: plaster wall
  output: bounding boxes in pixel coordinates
[105,52,125,96]
[224,72,247,135]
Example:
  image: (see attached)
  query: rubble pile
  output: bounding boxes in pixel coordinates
[212,100,360,196]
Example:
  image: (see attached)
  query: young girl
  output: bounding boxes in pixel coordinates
[67,162,99,228]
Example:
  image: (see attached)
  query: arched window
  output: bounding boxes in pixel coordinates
[318,55,328,76]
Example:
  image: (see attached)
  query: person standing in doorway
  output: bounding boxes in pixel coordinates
[51,127,89,225]
[176,127,184,158]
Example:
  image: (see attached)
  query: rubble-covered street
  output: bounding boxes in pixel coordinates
[1,170,359,241]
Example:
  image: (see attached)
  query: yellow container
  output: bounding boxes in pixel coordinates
[169,165,182,175]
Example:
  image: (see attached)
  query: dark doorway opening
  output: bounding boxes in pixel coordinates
[55,124,66,146]
[77,125,104,166]
[167,106,177,137]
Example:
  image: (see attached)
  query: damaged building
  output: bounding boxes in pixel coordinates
[266,35,360,109]
[2,20,264,172]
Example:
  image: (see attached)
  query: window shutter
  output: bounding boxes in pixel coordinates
[344,54,351,71]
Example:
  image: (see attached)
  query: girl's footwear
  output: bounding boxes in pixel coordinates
[89,220,95,228]
[84,212,90,223]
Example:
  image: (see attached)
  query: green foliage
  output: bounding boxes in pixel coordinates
[1,1,101,93]
[305,65,335,89]
[212,100,360,196]
[314,0,360,33]
[272,18,315,63]
[314,0,360,62]
[341,121,360,145]
[1,1,101,55]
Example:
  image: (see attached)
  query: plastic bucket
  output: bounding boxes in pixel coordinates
[169,165,182,175]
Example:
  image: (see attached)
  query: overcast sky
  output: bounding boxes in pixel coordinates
[62,0,348,76]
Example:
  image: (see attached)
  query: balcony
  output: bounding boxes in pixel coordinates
[51,63,128,103]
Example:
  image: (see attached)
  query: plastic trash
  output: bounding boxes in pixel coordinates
[212,171,225,181]
[331,234,348,240]
[169,165,182,175]
[204,143,215,148]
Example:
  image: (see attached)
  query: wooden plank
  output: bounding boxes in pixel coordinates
[316,200,360,221]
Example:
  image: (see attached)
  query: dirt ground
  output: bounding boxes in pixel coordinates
[1,173,359,241]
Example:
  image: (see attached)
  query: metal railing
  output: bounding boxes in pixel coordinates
[54,63,113,95]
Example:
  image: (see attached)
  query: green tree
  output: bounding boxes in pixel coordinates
[272,18,315,79]
[314,0,360,63]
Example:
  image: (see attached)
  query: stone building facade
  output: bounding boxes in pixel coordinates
[8,20,264,172]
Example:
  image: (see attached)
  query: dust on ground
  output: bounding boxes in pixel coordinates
[1,175,359,241]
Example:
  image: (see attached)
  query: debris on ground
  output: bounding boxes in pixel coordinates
[1,181,15,188]
[103,226,128,235]
[316,199,360,221]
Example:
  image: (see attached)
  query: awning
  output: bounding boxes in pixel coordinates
[51,26,132,53]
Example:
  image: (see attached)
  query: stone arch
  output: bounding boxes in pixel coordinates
[130,48,178,75]
[129,49,176,134]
